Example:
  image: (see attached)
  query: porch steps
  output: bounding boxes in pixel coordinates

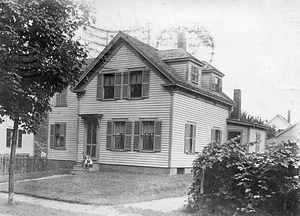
[70,162,99,174]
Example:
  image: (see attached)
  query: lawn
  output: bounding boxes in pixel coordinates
[0,171,193,206]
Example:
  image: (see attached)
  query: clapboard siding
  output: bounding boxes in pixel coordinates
[227,124,249,144]
[171,93,229,167]
[79,45,171,167]
[48,88,78,160]
[248,128,266,153]
[166,61,188,80]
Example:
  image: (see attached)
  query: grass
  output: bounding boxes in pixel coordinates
[0,171,193,206]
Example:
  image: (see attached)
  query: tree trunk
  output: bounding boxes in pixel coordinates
[8,118,18,205]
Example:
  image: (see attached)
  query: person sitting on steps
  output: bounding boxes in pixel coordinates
[84,155,93,172]
[81,152,87,167]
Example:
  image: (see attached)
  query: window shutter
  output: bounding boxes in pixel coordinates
[60,123,66,148]
[219,130,222,143]
[142,69,150,98]
[184,123,190,153]
[154,121,162,152]
[6,129,11,148]
[122,72,129,99]
[56,93,61,106]
[192,125,196,153]
[133,121,140,150]
[219,78,222,92]
[211,129,216,143]
[125,121,132,150]
[115,73,122,99]
[212,77,215,91]
[50,124,55,149]
[18,130,22,148]
[61,90,67,105]
[106,121,113,149]
[97,74,103,100]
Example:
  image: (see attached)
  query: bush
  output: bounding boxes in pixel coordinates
[188,140,300,216]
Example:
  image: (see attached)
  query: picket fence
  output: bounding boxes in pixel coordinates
[0,155,47,175]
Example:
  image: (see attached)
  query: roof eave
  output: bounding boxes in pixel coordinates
[162,83,235,107]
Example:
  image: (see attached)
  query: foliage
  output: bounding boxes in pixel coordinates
[266,124,277,139]
[239,111,268,126]
[188,140,300,216]
[0,0,95,133]
[0,0,95,204]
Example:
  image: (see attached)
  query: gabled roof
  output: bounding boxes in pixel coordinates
[73,31,235,107]
[201,61,225,77]
[158,49,205,67]
[268,114,292,127]
[275,121,300,138]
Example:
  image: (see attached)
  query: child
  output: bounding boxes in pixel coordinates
[81,152,87,167]
[84,155,93,172]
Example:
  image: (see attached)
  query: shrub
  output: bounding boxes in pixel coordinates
[188,140,300,216]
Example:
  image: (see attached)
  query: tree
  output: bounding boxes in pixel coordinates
[0,0,95,204]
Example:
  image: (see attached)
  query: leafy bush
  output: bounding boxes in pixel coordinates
[188,140,300,216]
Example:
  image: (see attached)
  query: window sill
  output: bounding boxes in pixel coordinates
[184,151,195,155]
[106,148,130,152]
[126,97,149,100]
[133,149,161,153]
[55,105,68,107]
[51,147,66,150]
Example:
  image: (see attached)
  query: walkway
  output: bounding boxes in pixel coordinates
[0,192,187,216]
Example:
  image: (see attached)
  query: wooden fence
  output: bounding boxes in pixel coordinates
[1,155,48,175]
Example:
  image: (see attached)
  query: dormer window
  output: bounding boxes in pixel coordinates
[212,76,222,93]
[191,65,199,84]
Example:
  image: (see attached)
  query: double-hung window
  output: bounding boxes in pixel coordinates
[106,121,132,150]
[141,121,155,150]
[50,123,66,149]
[133,120,162,152]
[129,70,150,99]
[212,76,221,93]
[6,129,23,148]
[184,122,196,154]
[191,65,199,84]
[211,128,222,143]
[103,74,115,99]
[97,69,149,100]
[56,88,67,107]
[114,121,125,149]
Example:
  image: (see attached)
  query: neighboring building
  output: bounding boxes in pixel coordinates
[0,117,34,156]
[268,111,292,132]
[269,121,300,144]
[47,31,235,175]
[227,89,268,153]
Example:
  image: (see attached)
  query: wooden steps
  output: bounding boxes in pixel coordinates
[70,162,99,174]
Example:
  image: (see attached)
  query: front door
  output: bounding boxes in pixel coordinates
[86,121,98,161]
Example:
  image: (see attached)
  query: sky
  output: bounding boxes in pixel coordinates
[90,0,300,124]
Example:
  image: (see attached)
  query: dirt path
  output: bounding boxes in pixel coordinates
[0,192,187,216]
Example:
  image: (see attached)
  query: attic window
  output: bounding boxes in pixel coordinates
[104,74,115,99]
[212,76,222,93]
[191,65,199,84]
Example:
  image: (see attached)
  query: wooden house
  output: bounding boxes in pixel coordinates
[268,112,292,132]
[227,89,268,153]
[0,118,34,156]
[269,121,300,144]
[47,31,235,175]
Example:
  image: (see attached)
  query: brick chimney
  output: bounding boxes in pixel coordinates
[177,32,186,51]
[231,89,241,120]
[287,110,291,123]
